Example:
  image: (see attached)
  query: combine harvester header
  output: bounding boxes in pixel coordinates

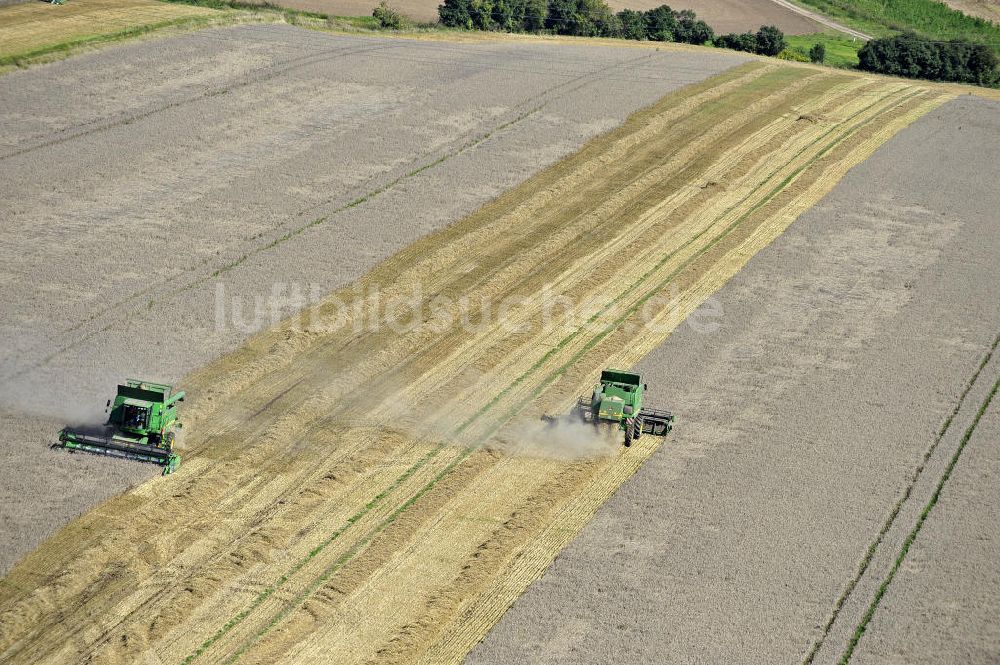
[55,379,185,474]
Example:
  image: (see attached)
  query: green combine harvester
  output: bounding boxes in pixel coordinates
[566,369,674,447]
[56,380,185,475]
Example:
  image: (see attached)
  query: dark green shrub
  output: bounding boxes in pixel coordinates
[373,0,405,28]
[754,25,786,56]
[809,42,826,63]
[643,4,678,41]
[545,0,617,35]
[617,8,647,40]
[520,0,547,31]
[858,32,999,85]
[713,32,758,52]
[674,9,714,44]
[714,25,786,56]
[439,0,474,28]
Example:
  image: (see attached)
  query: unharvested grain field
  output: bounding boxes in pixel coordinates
[4,16,1000,665]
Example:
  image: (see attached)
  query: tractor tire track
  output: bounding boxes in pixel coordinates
[0,38,396,163]
[1,47,672,385]
[803,332,1000,664]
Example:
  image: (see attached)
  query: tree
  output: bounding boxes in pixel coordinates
[967,43,999,85]
[643,4,678,42]
[809,42,826,64]
[487,0,530,31]
[714,32,757,52]
[544,0,619,36]
[674,9,713,44]
[715,25,785,55]
[858,33,999,85]
[374,1,405,28]
[544,0,571,32]
[754,25,786,56]
[520,0,547,31]
[439,0,474,28]
[617,8,647,40]
[602,12,625,37]
[584,0,622,37]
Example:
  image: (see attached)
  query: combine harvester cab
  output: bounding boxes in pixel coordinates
[56,380,185,475]
[566,369,674,447]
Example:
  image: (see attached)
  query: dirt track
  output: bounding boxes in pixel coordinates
[0,30,951,663]
[0,24,744,574]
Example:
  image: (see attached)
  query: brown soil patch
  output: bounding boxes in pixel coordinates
[942,0,1000,23]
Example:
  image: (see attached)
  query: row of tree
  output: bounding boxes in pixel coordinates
[712,26,786,56]
[437,0,790,57]
[434,0,999,85]
[438,0,784,48]
[858,33,999,85]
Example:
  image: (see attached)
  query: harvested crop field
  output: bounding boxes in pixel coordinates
[0,0,217,64]
[943,0,1000,23]
[0,19,960,664]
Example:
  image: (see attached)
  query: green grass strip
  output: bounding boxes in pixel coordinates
[839,372,1000,663]
[162,0,328,20]
[786,0,1000,48]
[786,33,863,69]
[0,15,225,69]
